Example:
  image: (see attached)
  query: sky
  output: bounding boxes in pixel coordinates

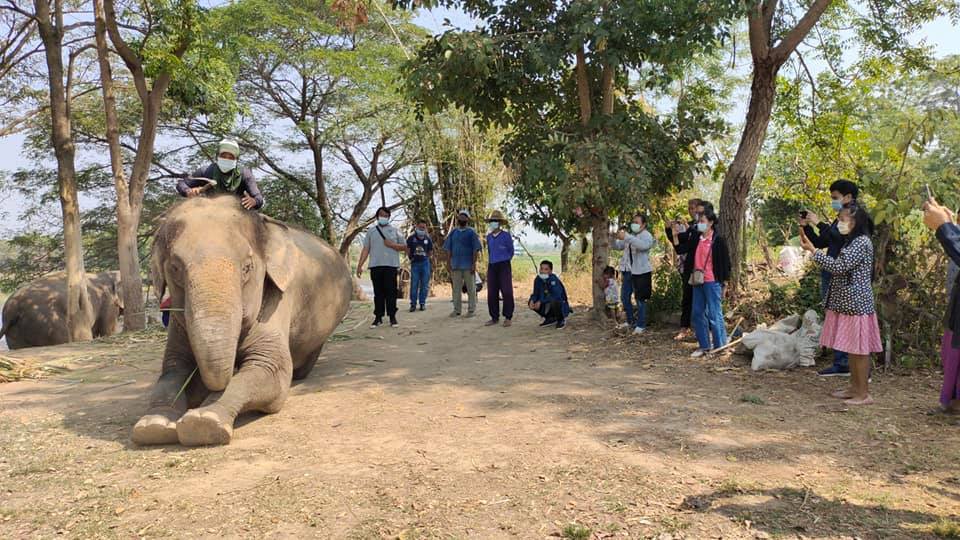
[0,6,957,247]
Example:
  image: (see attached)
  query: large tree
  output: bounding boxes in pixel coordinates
[718,0,959,292]
[396,0,737,314]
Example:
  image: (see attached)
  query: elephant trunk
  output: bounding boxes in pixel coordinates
[184,262,242,392]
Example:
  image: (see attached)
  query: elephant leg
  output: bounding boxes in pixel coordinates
[291,345,322,381]
[177,337,292,446]
[132,319,198,446]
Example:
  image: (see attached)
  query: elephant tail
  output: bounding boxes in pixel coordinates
[0,314,14,341]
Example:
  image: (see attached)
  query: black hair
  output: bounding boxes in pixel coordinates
[688,198,701,205]
[540,260,554,270]
[829,179,859,200]
[698,201,714,212]
[702,207,718,224]
[603,265,615,276]
[840,203,874,240]
[633,213,647,224]
[376,206,391,217]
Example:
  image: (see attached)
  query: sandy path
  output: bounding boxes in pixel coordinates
[1,294,959,539]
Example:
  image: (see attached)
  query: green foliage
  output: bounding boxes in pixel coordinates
[561,523,591,540]
[649,263,683,322]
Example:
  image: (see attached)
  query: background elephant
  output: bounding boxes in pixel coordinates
[133,195,352,447]
[0,271,123,350]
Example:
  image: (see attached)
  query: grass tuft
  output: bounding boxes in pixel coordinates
[562,523,592,540]
[932,519,960,539]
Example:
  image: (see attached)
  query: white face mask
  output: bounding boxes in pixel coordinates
[837,221,851,235]
[538,273,550,281]
[487,222,500,232]
[377,217,390,226]
[217,158,237,173]
[697,223,708,233]
[630,223,642,233]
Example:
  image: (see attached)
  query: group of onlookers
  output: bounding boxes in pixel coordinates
[353,182,960,414]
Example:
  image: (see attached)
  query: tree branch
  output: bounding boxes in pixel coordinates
[770,0,832,64]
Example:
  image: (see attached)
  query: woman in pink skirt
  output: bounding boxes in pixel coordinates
[800,204,881,405]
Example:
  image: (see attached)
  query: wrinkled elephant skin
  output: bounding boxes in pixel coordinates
[134,195,352,446]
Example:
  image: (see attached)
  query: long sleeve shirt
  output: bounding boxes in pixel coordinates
[813,234,876,315]
[529,273,570,316]
[486,231,515,265]
[612,229,654,275]
[176,164,264,210]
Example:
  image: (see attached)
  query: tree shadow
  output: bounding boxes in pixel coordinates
[681,486,946,539]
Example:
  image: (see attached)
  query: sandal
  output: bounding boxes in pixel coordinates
[830,389,853,399]
[843,395,874,406]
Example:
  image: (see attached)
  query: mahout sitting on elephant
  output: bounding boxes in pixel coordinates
[0,271,123,349]
[133,195,352,446]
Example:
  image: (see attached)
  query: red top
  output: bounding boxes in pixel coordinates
[694,231,715,283]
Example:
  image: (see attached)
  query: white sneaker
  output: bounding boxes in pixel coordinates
[690,349,708,358]
[618,322,631,329]
[632,327,646,335]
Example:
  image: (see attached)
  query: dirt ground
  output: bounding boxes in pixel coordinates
[1,291,959,539]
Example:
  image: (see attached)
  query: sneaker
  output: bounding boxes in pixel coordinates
[419,305,426,311]
[556,319,566,329]
[618,322,632,329]
[484,319,499,327]
[369,318,383,329]
[503,319,512,328]
[389,317,399,328]
[409,305,417,313]
[633,327,646,335]
[817,366,851,377]
[465,311,477,318]
[449,312,461,318]
[539,319,556,327]
[690,349,708,358]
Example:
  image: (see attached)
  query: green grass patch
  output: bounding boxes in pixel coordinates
[740,394,766,405]
[932,519,960,539]
[562,523,592,540]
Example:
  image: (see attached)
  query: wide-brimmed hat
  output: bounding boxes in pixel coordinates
[486,210,508,224]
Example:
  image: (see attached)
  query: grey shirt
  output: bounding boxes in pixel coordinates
[613,229,655,275]
[362,224,403,268]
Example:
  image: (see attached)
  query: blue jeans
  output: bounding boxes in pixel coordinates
[692,282,727,350]
[620,270,635,324]
[820,273,849,369]
[410,260,430,307]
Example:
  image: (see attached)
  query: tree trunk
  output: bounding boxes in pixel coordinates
[560,237,571,275]
[718,62,778,294]
[94,0,140,332]
[309,139,337,245]
[35,0,94,341]
[591,217,609,318]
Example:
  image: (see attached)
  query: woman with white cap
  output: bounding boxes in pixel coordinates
[176,138,264,210]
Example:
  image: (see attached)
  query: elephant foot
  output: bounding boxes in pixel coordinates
[176,408,233,446]
[132,413,180,446]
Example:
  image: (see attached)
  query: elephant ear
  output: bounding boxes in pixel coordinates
[263,220,295,293]
[149,245,166,301]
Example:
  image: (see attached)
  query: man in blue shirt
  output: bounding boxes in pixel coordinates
[801,179,858,376]
[528,260,570,329]
[484,210,515,327]
[443,209,482,317]
[406,221,433,312]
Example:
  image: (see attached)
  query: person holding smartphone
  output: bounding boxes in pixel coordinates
[923,196,960,415]
[801,179,859,377]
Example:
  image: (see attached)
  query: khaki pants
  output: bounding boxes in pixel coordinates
[450,269,476,314]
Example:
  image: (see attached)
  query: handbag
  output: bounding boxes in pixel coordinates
[688,242,712,286]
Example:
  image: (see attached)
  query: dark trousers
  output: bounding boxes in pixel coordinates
[370,266,398,320]
[680,276,693,328]
[487,261,515,321]
[630,271,652,329]
[533,301,564,322]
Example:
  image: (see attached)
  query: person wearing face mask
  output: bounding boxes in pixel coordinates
[667,199,705,340]
[176,138,264,210]
[484,210,515,327]
[801,179,859,377]
[528,260,570,329]
[673,207,731,357]
[800,204,879,405]
[406,221,434,313]
[357,207,407,329]
[443,209,483,318]
[614,213,655,335]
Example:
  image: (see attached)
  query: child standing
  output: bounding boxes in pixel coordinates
[800,204,880,405]
[597,265,620,321]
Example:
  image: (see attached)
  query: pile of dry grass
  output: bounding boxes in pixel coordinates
[0,354,64,383]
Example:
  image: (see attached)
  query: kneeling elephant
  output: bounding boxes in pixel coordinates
[133,195,352,446]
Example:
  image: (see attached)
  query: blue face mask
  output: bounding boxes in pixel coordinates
[377,217,389,226]
[630,223,642,233]
[415,228,426,237]
[697,223,708,233]
[831,199,844,212]
[538,273,550,281]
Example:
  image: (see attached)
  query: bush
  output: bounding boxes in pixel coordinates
[649,263,683,322]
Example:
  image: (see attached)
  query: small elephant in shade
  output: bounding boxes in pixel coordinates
[133,195,352,446]
[0,271,123,349]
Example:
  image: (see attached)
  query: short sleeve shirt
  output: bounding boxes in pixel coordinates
[443,228,482,270]
[362,224,403,268]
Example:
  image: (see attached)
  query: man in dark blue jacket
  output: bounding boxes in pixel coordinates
[801,179,858,376]
[527,260,570,329]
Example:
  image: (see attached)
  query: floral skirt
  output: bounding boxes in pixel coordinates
[820,310,882,356]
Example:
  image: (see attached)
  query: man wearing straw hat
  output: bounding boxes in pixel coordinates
[176,138,264,210]
[484,210,515,327]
